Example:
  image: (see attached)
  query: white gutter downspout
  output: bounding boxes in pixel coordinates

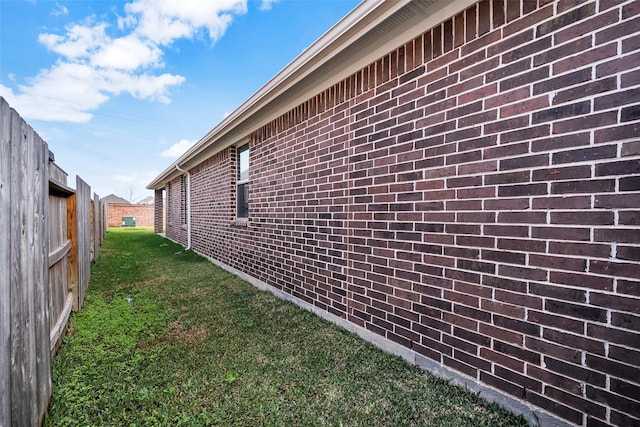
[175,165,191,250]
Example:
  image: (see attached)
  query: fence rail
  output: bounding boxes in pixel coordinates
[0,97,105,426]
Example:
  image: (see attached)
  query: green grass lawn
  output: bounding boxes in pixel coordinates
[46,227,529,426]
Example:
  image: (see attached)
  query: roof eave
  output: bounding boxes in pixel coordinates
[147,0,475,190]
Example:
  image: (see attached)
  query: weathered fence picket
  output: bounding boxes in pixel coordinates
[0,97,52,427]
[0,97,104,426]
[0,91,11,427]
[75,177,92,311]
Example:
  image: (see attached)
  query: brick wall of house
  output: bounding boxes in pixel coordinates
[154,189,164,233]
[166,177,187,244]
[107,203,155,227]
[189,150,245,261]
[167,1,640,425]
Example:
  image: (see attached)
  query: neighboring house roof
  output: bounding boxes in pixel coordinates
[103,194,130,204]
[137,196,154,205]
[147,0,475,190]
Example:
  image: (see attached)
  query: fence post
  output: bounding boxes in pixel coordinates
[75,176,91,311]
[93,193,100,261]
[102,201,107,239]
[67,194,79,311]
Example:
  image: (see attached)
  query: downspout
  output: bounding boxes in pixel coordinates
[175,165,191,250]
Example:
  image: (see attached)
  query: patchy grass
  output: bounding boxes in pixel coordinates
[46,227,529,426]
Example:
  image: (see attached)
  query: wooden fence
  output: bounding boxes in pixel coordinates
[0,97,105,426]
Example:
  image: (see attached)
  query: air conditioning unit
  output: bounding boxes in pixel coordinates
[122,216,136,227]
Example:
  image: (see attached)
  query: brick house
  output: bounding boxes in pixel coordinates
[102,193,155,227]
[106,203,155,227]
[147,1,640,425]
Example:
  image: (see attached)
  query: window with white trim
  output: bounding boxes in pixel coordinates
[237,144,249,219]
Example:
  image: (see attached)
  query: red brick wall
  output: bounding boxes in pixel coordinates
[107,203,154,227]
[166,176,188,244]
[154,189,164,233]
[189,150,239,259]
[167,1,640,425]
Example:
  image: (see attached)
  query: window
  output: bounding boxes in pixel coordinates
[237,144,249,218]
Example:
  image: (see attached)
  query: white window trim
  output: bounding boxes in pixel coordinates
[236,144,250,220]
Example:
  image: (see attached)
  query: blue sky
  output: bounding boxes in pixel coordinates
[0,0,359,201]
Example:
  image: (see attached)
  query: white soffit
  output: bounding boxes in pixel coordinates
[148,0,477,189]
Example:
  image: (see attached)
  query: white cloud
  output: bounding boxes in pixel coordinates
[116,14,137,31]
[0,66,103,123]
[51,3,69,16]
[100,69,185,103]
[0,60,184,122]
[4,0,251,123]
[160,139,196,158]
[259,0,280,11]
[125,0,247,45]
[38,22,108,60]
[91,34,163,70]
